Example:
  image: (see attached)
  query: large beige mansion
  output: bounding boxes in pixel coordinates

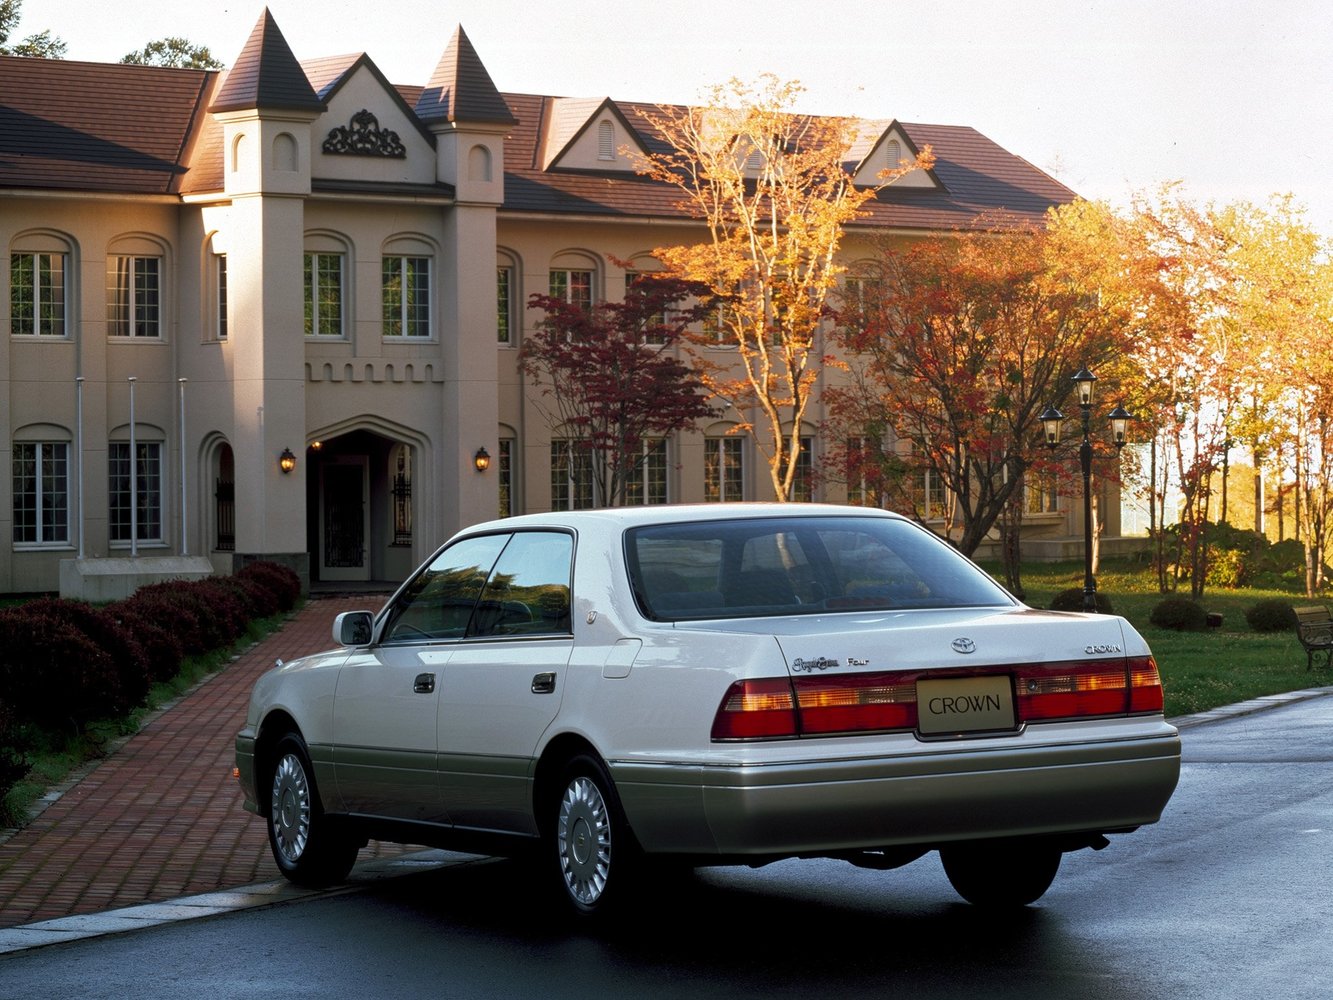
[0,10,1113,595]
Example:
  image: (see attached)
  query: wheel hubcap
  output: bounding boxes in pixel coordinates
[270,753,311,864]
[557,776,610,905]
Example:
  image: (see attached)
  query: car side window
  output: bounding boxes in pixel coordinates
[468,531,573,637]
[380,534,509,642]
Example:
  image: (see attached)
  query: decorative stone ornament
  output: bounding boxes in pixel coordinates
[323,109,407,158]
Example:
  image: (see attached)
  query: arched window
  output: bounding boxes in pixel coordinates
[10,230,74,338]
[597,120,615,161]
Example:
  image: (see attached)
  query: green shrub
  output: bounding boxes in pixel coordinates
[1049,587,1115,614]
[1150,596,1209,632]
[1205,548,1250,589]
[1245,598,1297,633]
[0,698,31,803]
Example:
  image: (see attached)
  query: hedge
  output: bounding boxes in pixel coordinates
[0,561,302,805]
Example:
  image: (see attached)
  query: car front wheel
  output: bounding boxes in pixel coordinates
[268,733,358,887]
[549,754,634,916]
[939,840,1062,907]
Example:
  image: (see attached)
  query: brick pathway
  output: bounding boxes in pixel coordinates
[0,596,396,929]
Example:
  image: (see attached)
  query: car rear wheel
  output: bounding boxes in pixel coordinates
[268,733,358,887]
[549,754,634,916]
[939,840,1062,907]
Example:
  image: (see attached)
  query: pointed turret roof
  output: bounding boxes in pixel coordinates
[416,26,516,126]
[210,8,324,114]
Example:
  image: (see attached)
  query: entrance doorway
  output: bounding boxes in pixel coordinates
[319,455,370,581]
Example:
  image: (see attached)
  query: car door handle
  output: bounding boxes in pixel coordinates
[414,672,436,694]
[531,672,557,694]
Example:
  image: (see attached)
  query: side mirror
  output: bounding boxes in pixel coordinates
[333,611,374,647]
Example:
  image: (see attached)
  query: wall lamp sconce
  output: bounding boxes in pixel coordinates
[279,448,297,474]
[474,447,491,473]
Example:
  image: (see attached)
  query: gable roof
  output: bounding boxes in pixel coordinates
[416,26,516,126]
[500,94,1077,230]
[0,54,215,194]
[539,97,651,172]
[210,8,323,115]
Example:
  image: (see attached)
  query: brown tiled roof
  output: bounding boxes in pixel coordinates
[0,54,214,194]
[210,8,323,115]
[499,94,1077,230]
[416,26,516,126]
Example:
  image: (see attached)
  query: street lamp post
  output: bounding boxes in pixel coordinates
[1041,366,1132,613]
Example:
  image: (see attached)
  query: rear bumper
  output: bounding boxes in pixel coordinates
[612,725,1181,855]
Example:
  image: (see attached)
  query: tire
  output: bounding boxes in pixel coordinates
[548,754,635,916]
[940,840,1062,907]
[267,733,359,887]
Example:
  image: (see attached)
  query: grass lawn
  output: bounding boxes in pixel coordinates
[989,559,1331,717]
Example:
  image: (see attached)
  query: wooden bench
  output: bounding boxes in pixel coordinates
[1294,605,1333,670]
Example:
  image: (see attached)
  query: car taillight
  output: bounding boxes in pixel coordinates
[1128,656,1165,713]
[794,674,918,734]
[1013,655,1165,722]
[711,678,799,740]
[712,656,1166,741]
[1014,661,1129,721]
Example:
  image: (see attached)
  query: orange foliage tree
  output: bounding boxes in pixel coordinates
[636,76,931,501]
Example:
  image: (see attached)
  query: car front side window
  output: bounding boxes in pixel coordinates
[380,534,509,642]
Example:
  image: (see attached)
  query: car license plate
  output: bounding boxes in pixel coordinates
[916,675,1016,736]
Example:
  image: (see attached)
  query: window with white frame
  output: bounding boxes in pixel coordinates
[108,441,163,543]
[550,440,594,511]
[792,436,815,502]
[215,254,228,340]
[624,439,668,505]
[624,269,668,344]
[497,264,514,345]
[382,255,431,337]
[847,434,869,504]
[12,441,70,545]
[1025,474,1060,514]
[107,255,161,337]
[304,252,344,337]
[705,437,744,502]
[913,468,948,520]
[498,437,515,517]
[11,251,68,337]
[549,268,593,312]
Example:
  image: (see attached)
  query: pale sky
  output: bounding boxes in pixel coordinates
[21,0,1333,236]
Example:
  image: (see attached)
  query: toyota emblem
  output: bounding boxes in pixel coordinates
[951,637,976,654]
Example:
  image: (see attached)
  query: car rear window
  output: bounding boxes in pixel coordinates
[626,515,1014,621]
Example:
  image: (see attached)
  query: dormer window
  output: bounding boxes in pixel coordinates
[598,120,614,161]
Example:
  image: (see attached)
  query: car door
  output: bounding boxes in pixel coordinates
[330,533,509,823]
[436,530,575,835]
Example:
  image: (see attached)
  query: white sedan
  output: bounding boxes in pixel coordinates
[235,504,1180,913]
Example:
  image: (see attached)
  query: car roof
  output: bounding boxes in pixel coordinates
[455,503,909,538]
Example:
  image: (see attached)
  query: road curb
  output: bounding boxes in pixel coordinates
[1170,684,1333,730]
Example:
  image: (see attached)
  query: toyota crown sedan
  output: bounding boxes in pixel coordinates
[235,504,1180,913]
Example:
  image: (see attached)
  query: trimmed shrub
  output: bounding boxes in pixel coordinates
[0,608,122,727]
[235,561,301,612]
[1150,596,1209,632]
[1245,598,1297,634]
[0,698,32,802]
[121,588,207,657]
[218,574,281,620]
[109,603,185,683]
[1205,548,1249,589]
[1049,587,1115,614]
[19,597,149,715]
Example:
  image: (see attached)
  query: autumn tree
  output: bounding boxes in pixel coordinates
[522,272,715,507]
[121,37,223,69]
[0,0,66,58]
[826,220,1124,580]
[637,76,931,501]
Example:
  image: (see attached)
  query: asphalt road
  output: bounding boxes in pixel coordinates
[1,696,1329,1000]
